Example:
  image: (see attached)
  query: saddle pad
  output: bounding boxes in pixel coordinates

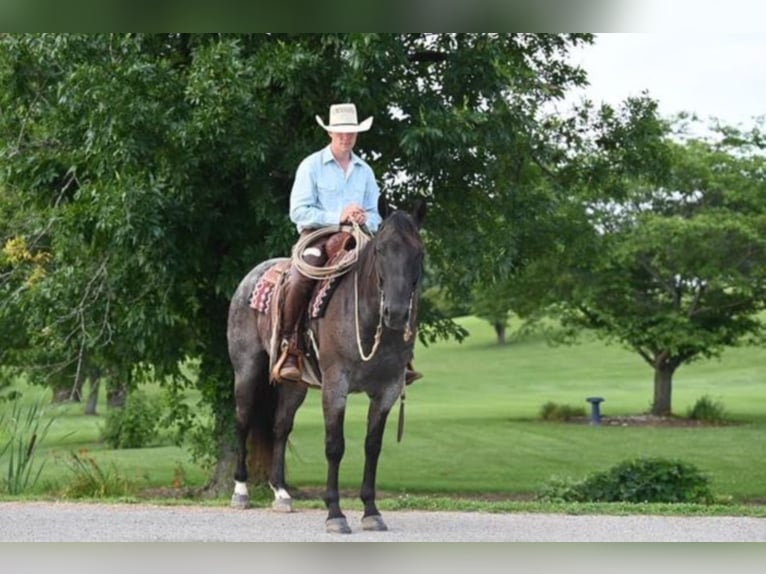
[249,261,290,314]
[309,249,356,319]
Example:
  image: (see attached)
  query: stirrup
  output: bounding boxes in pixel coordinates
[271,340,303,383]
[405,362,423,386]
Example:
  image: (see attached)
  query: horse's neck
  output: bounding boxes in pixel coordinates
[353,246,381,320]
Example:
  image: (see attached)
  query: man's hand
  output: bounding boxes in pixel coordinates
[341,203,367,225]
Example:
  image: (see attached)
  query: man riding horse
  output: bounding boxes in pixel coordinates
[272,103,422,385]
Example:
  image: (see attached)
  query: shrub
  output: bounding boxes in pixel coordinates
[101,390,160,449]
[540,401,586,421]
[535,475,584,502]
[538,457,715,504]
[686,395,727,424]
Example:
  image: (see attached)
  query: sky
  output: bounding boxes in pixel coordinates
[565,32,766,130]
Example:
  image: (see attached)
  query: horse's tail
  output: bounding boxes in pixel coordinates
[246,375,278,484]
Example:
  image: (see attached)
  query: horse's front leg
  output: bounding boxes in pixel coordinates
[359,384,401,531]
[322,382,351,534]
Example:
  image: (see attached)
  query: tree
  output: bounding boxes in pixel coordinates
[0,33,594,490]
[519,98,766,415]
[471,280,513,345]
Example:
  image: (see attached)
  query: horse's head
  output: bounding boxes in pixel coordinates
[372,203,425,331]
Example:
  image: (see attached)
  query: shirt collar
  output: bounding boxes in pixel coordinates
[321,145,361,166]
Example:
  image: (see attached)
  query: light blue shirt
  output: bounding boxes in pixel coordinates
[289,146,381,233]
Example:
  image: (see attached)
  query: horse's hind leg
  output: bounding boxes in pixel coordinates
[231,350,269,509]
[359,386,401,531]
[232,377,255,508]
[268,382,308,512]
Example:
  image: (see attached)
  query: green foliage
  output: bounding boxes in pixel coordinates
[59,450,136,498]
[101,390,160,449]
[538,457,715,504]
[0,368,22,403]
[686,395,727,423]
[540,401,586,421]
[0,394,56,494]
[422,285,471,319]
[517,99,766,415]
[183,419,218,471]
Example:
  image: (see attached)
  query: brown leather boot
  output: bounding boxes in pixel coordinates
[272,241,325,384]
[272,336,303,383]
[405,361,422,385]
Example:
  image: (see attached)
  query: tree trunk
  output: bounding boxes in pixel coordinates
[493,321,506,345]
[202,436,239,499]
[652,361,675,416]
[85,376,100,415]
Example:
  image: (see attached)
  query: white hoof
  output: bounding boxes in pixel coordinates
[269,484,294,513]
[230,493,249,509]
[271,497,294,513]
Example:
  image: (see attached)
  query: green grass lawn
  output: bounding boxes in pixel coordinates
[2,316,765,505]
[283,317,766,501]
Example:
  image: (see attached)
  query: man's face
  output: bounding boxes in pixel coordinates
[329,131,358,156]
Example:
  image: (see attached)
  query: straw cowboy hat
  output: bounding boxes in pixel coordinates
[315,103,373,133]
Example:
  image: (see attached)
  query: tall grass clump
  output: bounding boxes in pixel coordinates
[0,394,56,494]
[59,450,136,498]
[540,401,585,421]
[686,395,728,424]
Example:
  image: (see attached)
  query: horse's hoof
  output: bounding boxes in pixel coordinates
[271,497,294,513]
[230,493,249,509]
[326,517,352,534]
[361,514,388,531]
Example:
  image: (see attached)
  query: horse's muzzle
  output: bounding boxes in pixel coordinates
[382,302,411,331]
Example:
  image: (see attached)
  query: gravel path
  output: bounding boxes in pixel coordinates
[1,501,764,542]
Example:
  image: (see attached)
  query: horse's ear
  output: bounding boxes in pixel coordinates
[378,195,394,220]
[411,198,427,229]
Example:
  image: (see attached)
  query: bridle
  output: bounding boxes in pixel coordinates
[354,268,415,361]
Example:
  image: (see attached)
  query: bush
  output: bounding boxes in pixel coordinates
[101,390,160,449]
[686,395,727,423]
[540,401,586,421]
[538,457,715,504]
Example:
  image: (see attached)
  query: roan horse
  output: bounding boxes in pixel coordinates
[227,203,425,534]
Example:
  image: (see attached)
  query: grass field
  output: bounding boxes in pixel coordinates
[284,317,766,502]
[2,316,765,506]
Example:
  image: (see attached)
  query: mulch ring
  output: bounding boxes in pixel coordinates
[568,414,734,427]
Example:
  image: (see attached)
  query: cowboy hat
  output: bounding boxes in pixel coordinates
[315,103,373,133]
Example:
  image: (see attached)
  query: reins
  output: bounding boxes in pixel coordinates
[354,268,385,361]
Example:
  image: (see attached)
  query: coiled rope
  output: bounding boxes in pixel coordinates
[291,222,383,361]
[290,223,372,280]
